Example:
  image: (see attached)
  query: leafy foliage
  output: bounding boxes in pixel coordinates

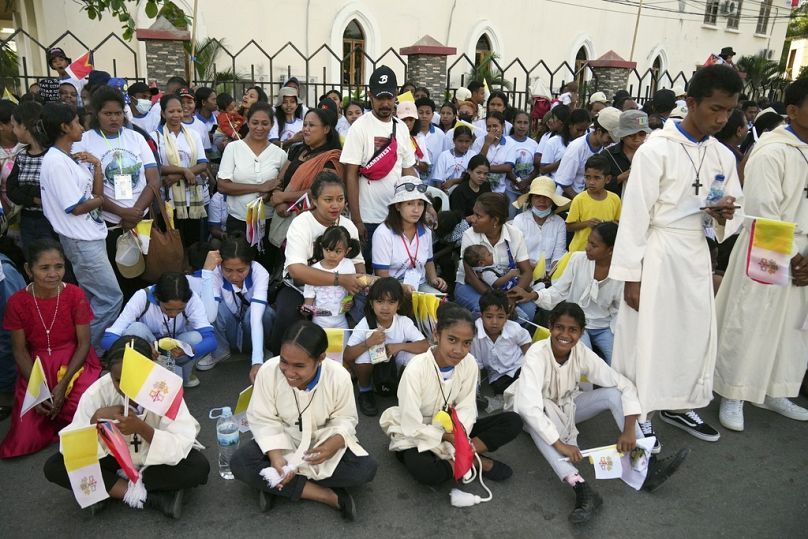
[465,53,512,90]
[77,0,189,40]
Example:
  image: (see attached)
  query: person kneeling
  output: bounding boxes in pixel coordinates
[505,302,689,524]
[43,336,210,518]
[230,321,377,521]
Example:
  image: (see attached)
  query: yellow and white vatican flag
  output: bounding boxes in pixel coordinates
[60,425,109,508]
[20,357,51,417]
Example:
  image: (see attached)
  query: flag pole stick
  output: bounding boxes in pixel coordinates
[124,395,129,417]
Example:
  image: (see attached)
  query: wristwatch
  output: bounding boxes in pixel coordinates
[334,272,340,286]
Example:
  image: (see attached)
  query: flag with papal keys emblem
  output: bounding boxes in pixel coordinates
[65,51,94,80]
[745,217,795,286]
[20,356,51,417]
[60,425,109,508]
[120,346,183,420]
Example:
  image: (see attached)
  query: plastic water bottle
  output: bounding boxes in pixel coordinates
[213,407,239,480]
[702,174,725,228]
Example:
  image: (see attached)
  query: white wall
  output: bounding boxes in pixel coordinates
[788,38,806,80]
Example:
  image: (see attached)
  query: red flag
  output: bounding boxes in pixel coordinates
[97,420,140,483]
[450,407,474,480]
[288,192,311,215]
[66,51,94,80]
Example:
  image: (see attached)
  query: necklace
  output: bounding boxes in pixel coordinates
[292,388,319,432]
[31,282,62,356]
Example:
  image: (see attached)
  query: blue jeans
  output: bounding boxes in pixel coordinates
[454,282,537,322]
[581,327,614,365]
[214,301,275,359]
[361,222,381,268]
[0,256,26,399]
[123,322,202,383]
[59,236,123,355]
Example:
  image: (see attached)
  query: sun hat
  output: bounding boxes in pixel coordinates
[115,232,145,279]
[277,86,298,105]
[396,101,417,120]
[513,176,570,210]
[613,110,652,139]
[588,91,609,105]
[594,106,622,139]
[390,176,431,206]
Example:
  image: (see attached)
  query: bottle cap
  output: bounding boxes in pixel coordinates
[221,406,232,417]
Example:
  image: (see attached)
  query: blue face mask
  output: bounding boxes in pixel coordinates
[532,206,552,218]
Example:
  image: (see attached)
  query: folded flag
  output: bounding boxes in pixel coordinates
[66,51,94,80]
[60,425,109,508]
[2,87,18,104]
[532,255,546,283]
[531,324,551,343]
[288,192,311,216]
[134,219,153,255]
[97,420,139,482]
[325,328,345,363]
[450,406,474,481]
[398,90,414,103]
[21,356,51,417]
[453,119,485,135]
[120,345,184,420]
[234,385,254,433]
[409,136,424,160]
[745,217,795,286]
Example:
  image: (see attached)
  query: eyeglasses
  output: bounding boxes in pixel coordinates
[395,182,428,193]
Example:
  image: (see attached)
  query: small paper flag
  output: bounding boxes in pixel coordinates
[397,90,414,103]
[2,87,18,104]
[590,448,623,479]
[532,325,551,343]
[135,219,153,255]
[234,385,253,433]
[532,255,546,282]
[65,51,94,80]
[746,217,795,286]
[20,356,51,417]
[97,420,139,482]
[551,252,572,282]
[61,426,109,508]
[325,328,345,363]
[120,346,184,420]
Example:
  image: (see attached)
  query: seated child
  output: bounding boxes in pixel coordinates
[565,154,621,253]
[463,244,519,291]
[504,302,689,524]
[471,290,531,394]
[43,336,209,518]
[344,278,429,417]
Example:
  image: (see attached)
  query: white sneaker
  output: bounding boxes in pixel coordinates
[751,396,808,421]
[183,374,201,388]
[196,353,229,371]
[719,398,744,431]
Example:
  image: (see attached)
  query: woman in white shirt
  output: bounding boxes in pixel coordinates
[269,172,367,354]
[151,94,210,246]
[371,177,446,293]
[454,193,535,320]
[101,272,218,387]
[230,321,377,520]
[509,177,570,277]
[217,102,287,237]
[38,102,122,352]
[471,112,516,195]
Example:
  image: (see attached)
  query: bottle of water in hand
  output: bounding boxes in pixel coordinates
[212,406,240,480]
[702,174,725,228]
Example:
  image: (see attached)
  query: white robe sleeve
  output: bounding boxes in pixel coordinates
[506,346,561,445]
[145,401,200,466]
[396,364,445,453]
[248,366,296,454]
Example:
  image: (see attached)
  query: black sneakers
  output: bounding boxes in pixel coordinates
[642,447,690,492]
[258,490,275,512]
[335,488,356,521]
[146,489,184,519]
[357,391,378,417]
[638,420,662,454]
[660,410,720,442]
[569,481,602,524]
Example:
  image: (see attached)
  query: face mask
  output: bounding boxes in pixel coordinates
[532,206,552,218]
[135,98,152,115]
[458,113,474,122]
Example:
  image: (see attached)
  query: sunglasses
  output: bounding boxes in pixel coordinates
[396,182,428,194]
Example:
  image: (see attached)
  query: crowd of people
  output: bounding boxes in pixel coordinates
[0,45,806,525]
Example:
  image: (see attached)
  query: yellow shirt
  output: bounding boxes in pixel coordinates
[566,191,621,252]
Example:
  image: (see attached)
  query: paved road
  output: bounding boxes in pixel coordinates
[1,355,806,538]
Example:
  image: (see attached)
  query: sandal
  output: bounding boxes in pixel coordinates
[480,456,513,482]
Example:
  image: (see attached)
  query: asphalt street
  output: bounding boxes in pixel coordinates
[1,354,806,538]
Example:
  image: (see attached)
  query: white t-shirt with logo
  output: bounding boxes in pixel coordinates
[73,128,158,224]
[268,117,304,142]
[340,114,416,224]
[39,147,106,241]
[509,135,539,181]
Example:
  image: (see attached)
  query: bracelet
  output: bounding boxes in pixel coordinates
[334,272,339,286]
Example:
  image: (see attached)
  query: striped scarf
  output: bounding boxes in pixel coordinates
[162,126,206,220]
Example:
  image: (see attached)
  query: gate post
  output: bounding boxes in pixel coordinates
[588,50,636,100]
[136,16,190,88]
[400,36,456,101]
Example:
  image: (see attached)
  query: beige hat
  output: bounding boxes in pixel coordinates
[513,176,570,210]
[669,105,688,119]
[276,86,298,105]
[396,101,417,120]
[391,176,431,206]
[594,106,621,138]
[115,232,145,279]
[589,91,608,105]
[454,87,472,101]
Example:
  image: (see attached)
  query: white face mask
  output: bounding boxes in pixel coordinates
[135,98,152,115]
[532,206,553,218]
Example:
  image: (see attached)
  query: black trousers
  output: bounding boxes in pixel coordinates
[230,439,377,501]
[43,450,210,493]
[268,285,305,355]
[396,411,522,486]
[489,369,521,395]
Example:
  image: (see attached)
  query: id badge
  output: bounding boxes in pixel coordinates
[114,174,133,200]
[403,269,421,290]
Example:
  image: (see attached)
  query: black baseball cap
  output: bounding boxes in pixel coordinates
[369,65,397,98]
[127,81,150,97]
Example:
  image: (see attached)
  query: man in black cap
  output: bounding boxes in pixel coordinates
[340,64,417,254]
[719,47,736,69]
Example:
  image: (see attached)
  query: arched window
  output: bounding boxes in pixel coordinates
[342,20,365,86]
[475,34,492,68]
[650,56,662,95]
[575,47,588,89]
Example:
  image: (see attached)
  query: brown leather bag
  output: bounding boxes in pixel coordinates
[142,185,185,283]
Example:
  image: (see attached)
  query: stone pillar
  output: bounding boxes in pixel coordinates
[400,36,457,101]
[587,50,636,102]
[136,16,190,88]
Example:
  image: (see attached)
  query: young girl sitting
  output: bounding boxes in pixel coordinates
[303,226,363,330]
[504,302,689,524]
[449,154,492,218]
[344,278,429,417]
[43,336,209,518]
[230,321,377,520]
[0,239,101,459]
[380,303,522,486]
[101,272,217,388]
[196,236,275,384]
[471,290,532,394]
[431,126,474,191]
[508,223,622,365]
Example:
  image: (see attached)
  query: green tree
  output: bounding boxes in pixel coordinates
[76,0,188,40]
[465,53,512,90]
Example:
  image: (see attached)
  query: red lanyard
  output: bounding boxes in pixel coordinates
[400,231,420,269]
